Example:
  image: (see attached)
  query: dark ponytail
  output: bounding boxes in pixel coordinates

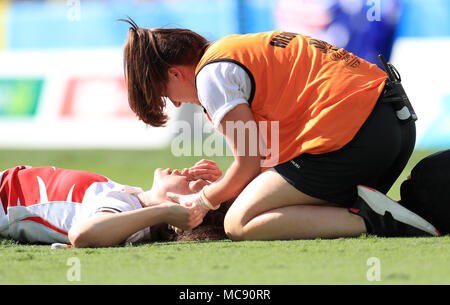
[119,17,209,127]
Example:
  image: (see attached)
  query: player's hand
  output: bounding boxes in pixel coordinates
[161,201,203,231]
[166,192,210,229]
[183,159,222,182]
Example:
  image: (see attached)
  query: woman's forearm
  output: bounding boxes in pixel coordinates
[203,104,263,207]
[204,156,261,207]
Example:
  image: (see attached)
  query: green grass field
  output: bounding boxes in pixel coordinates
[0,149,449,285]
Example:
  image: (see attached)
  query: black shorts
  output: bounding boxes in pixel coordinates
[274,92,416,207]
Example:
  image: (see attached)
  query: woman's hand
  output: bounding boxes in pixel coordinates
[181,159,222,182]
[165,191,211,230]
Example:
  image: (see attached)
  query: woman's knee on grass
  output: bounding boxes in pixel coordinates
[223,208,246,241]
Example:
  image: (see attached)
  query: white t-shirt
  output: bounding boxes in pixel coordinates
[0,166,150,245]
[196,62,252,128]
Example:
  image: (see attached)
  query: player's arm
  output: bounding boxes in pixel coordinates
[68,202,202,248]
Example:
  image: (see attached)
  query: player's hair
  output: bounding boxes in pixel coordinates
[174,201,232,241]
[152,201,231,242]
[118,17,209,127]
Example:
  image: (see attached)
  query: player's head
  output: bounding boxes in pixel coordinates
[152,200,232,242]
[174,200,232,241]
[151,167,210,201]
[147,167,225,242]
[119,16,208,127]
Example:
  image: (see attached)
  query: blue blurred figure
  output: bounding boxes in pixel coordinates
[273,0,401,67]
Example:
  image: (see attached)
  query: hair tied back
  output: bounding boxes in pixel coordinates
[117,15,140,34]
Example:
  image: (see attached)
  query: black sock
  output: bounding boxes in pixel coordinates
[362,217,373,234]
[349,207,373,234]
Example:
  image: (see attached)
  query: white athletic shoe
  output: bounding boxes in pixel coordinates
[349,185,440,237]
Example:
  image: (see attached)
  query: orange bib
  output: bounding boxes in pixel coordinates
[195,31,387,167]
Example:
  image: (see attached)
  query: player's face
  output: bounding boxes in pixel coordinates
[152,167,209,199]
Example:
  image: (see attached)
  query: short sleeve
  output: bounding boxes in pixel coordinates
[95,190,151,243]
[94,190,142,214]
[79,183,150,243]
[196,61,252,128]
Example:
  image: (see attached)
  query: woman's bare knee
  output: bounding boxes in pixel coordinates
[224,210,245,241]
[222,169,330,241]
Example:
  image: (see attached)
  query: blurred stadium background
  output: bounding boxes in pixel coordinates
[0,0,449,150]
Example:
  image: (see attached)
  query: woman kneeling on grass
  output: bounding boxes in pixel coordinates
[0,159,223,248]
[120,17,439,239]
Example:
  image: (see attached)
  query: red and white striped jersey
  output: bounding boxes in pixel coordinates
[0,166,149,245]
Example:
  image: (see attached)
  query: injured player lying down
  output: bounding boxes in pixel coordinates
[0,159,222,248]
